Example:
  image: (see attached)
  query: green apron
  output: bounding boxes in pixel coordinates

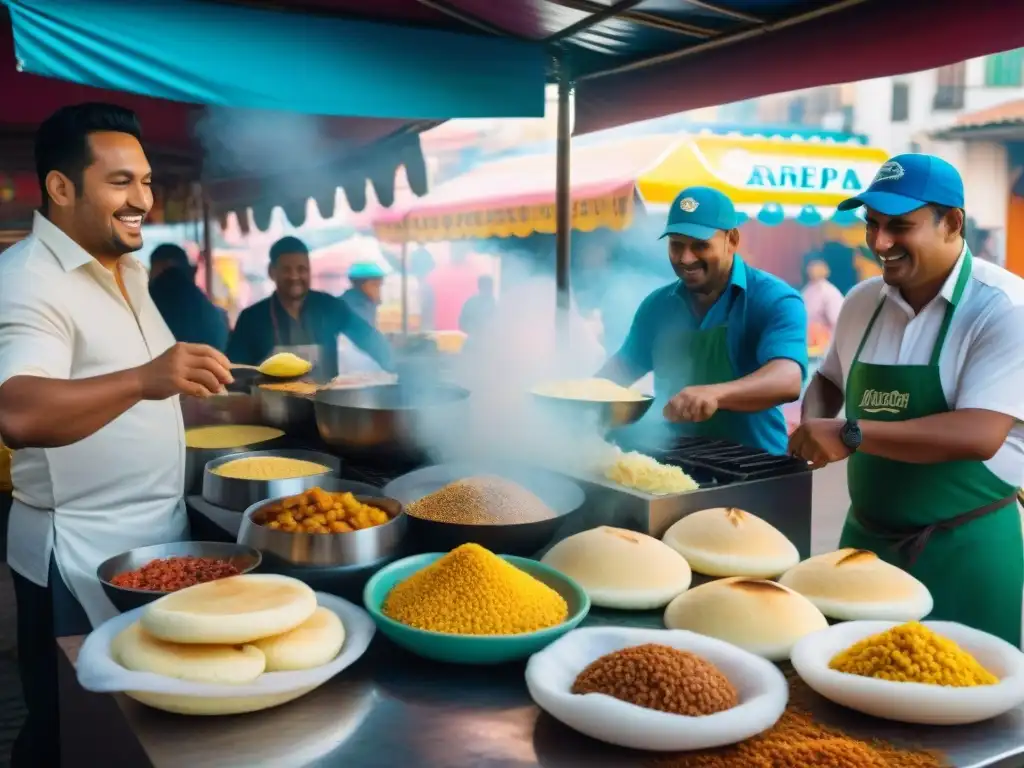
[839,248,1023,646]
[651,324,746,443]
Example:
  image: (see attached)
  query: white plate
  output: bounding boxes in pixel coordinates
[525,626,788,751]
[791,620,1024,725]
[77,592,375,703]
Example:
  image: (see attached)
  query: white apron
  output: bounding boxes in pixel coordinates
[52,497,189,628]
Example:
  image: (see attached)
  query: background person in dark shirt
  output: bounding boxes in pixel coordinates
[148,244,229,351]
[227,236,393,379]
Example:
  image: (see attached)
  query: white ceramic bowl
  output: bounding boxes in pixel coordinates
[525,626,788,751]
[791,620,1024,725]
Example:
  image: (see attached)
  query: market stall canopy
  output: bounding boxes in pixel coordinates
[0,8,433,232]
[372,132,889,244]
[8,0,1023,134]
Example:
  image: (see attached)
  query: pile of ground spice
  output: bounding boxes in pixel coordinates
[408,476,556,525]
[648,671,948,768]
[830,622,997,686]
[382,543,568,635]
[572,644,738,716]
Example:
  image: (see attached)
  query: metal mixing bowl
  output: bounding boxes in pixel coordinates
[97,541,263,614]
[238,492,406,568]
[531,392,654,431]
[184,428,288,496]
[202,449,341,511]
[314,383,470,461]
[383,462,585,557]
[253,385,318,436]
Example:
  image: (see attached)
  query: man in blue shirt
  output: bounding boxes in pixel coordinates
[598,186,807,455]
[227,237,392,379]
[340,261,386,326]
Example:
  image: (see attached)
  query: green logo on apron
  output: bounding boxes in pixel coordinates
[857,388,910,414]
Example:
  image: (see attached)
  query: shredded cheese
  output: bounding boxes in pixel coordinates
[605,450,699,495]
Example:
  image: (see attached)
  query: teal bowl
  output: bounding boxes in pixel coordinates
[363,552,590,665]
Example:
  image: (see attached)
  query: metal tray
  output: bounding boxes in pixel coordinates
[202,449,341,512]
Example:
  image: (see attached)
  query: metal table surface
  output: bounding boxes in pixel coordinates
[58,604,1024,768]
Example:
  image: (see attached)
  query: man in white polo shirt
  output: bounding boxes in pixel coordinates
[791,154,1024,647]
[0,103,233,768]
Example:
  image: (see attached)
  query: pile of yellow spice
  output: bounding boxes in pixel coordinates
[382,543,569,635]
[829,621,998,686]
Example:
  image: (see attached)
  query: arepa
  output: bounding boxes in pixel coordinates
[251,607,346,672]
[662,507,799,578]
[141,574,318,645]
[664,577,827,661]
[778,548,933,621]
[541,526,691,610]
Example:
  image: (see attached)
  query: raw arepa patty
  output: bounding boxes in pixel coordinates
[141,574,318,645]
[662,507,800,578]
[251,607,346,672]
[777,548,934,621]
[113,622,266,684]
[663,577,827,661]
[540,526,691,610]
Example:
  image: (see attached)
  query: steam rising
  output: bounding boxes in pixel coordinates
[406,245,670,476]
[194,107,330,178]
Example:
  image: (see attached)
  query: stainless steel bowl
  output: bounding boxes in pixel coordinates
[238,493,406,568]
[202,449,341,512]
[531,393,655,431]
[254,385,318,436]
[97,541,263,613]
[314,383,470,461]
[183,422,287,495]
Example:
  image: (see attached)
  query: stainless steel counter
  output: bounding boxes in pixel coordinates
[59,494,1021,767]
[58,607,1024,768]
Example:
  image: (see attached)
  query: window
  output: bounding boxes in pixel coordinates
[891,83,910,122]
[985,49,1024,87]
[933,62,966,110]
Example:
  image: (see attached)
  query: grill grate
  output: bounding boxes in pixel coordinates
[617,435,808,484]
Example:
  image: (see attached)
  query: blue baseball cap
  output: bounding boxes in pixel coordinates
[348,261,386,280]
[838,153,964,216]
[660,186,738,241]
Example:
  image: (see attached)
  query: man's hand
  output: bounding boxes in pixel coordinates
[137,343,234,400]
[788,418,850,469]
[664,385,721,423]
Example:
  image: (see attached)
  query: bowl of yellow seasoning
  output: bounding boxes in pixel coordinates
[183,424,287,495]
[363,543,590,665]
[790,620,1024,725]
[202,449,341,512]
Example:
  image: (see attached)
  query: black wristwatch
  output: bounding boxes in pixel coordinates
[840,419,862,452]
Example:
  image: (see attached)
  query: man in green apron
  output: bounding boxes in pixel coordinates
[791,154,1024,647]
[598,186,807,455]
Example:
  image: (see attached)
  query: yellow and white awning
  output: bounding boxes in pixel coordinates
[373,133,889,244]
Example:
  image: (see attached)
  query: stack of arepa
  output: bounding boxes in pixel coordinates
[658,507,827,659]
[111,574,347,715]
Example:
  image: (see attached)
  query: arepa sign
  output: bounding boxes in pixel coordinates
[717,149,881,196]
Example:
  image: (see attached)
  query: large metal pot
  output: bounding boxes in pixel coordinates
[253,385,318,437]
[313,383,470,462]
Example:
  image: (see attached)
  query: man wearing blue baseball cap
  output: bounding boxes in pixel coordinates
[791,153,1024,646]
[597,185,807,455]
[341,261,387,326]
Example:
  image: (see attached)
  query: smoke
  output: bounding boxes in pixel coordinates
[194,107,333,178]
[408,239,671,475]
